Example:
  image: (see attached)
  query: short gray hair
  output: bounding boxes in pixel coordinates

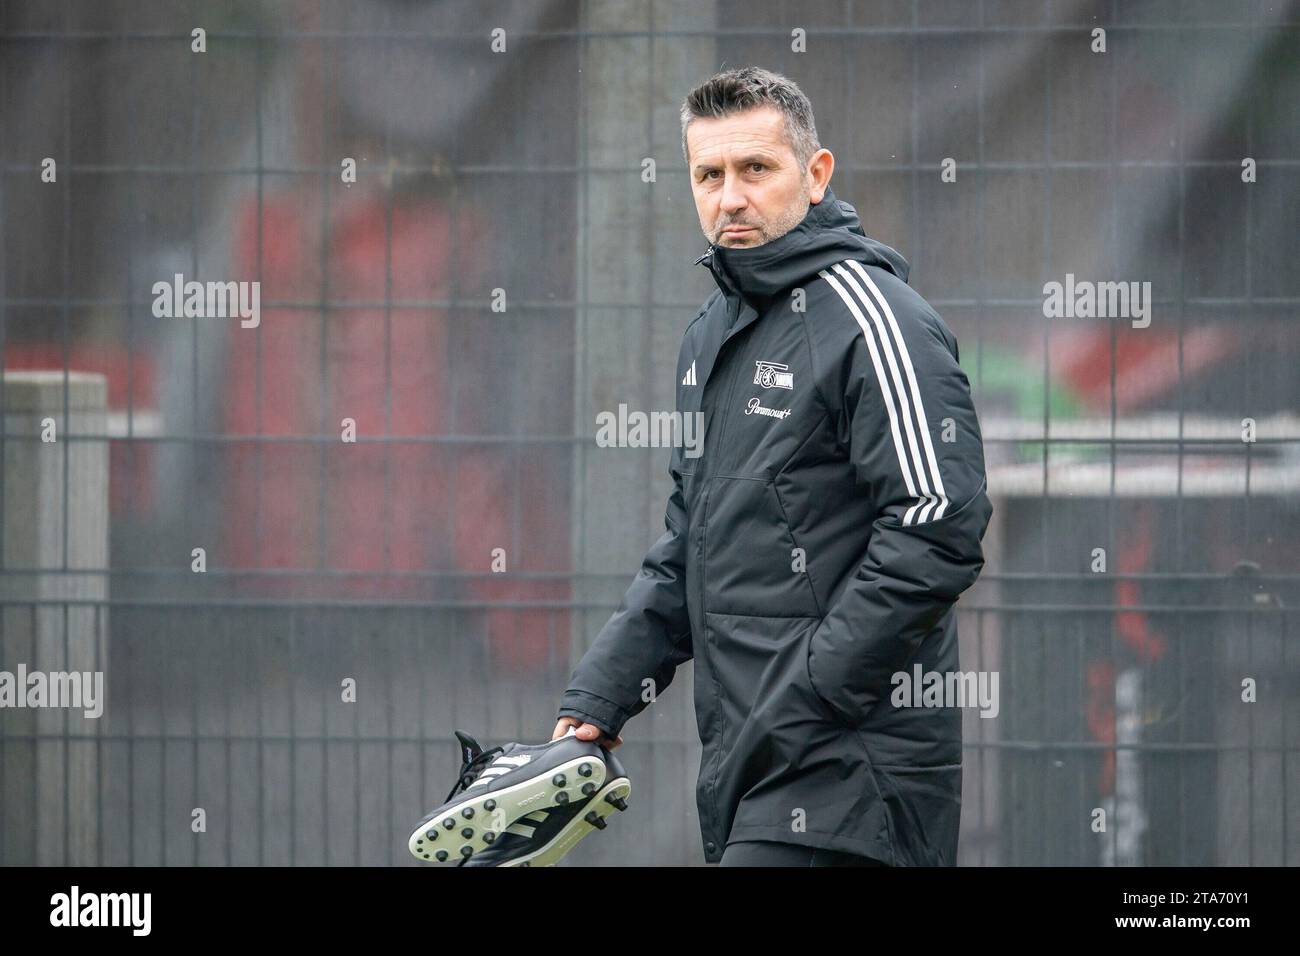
[680,67,821,169]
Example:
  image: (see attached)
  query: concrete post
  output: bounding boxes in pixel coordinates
[1,370,110,864]
[570,2,718,864]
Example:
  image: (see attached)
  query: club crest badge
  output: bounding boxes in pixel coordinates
[754,360,794,389]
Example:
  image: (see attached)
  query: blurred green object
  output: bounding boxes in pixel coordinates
[961,344,1102,465]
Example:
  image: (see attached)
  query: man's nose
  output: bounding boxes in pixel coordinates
[719,174,749,215]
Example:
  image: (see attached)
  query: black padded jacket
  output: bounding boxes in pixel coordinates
[557,186,993,865]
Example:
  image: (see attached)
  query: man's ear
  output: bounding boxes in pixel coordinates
[807,147,835,203]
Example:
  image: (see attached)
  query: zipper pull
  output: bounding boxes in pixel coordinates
[693,243,715,266]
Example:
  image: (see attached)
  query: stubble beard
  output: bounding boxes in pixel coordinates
[712,175,812,248]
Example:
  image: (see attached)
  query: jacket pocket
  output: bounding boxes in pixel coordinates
[708,612,889,844]
[798,622,857,730]
[701,476,820,618]
[702,613,843,752]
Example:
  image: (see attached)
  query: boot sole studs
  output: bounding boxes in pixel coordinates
[407,753,609,862]
[500,776,632,868]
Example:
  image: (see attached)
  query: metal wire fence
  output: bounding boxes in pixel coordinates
[1,0,1297,866]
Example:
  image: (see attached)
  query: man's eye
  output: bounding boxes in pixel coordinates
[749,163,765,173]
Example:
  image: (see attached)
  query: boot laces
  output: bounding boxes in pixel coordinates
[443,744,506,804]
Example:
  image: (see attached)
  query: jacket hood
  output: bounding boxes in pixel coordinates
[696,184,910,304]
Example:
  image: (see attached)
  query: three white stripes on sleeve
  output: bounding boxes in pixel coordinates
[818,260,950,526]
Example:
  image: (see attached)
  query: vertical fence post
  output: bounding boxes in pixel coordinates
[571,0,717,864]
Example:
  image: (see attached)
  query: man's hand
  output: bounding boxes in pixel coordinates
[552,716,623,750]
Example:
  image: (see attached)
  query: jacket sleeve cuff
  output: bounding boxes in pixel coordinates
[555,688,631,739]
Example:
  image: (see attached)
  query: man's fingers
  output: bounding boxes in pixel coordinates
[551,717,623,750]
[552,717,600,742]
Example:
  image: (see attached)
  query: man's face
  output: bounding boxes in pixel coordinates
[687,105,812,248]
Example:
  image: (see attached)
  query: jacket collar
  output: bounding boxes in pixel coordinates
[694,184,911,309]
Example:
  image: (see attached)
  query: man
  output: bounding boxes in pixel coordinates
[553,67,993,866]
